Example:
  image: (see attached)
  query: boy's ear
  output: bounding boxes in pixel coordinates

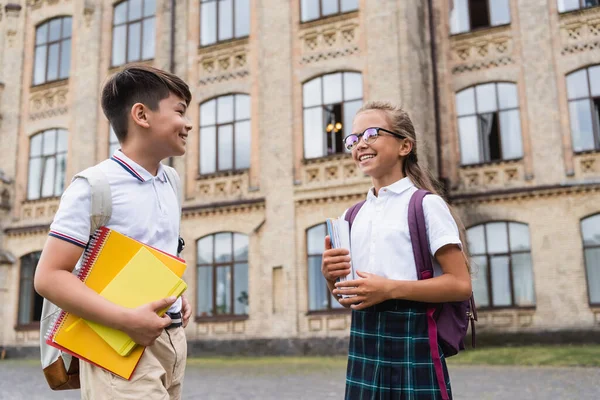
[131,103,150,129]
[398,138,413,157]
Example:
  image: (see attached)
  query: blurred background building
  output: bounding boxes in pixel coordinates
[0,0,599,356]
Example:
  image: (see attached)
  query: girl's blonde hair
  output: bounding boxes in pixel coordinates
[356,101,471,271]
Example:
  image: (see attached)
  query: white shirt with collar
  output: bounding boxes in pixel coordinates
[49,150,182,313]
[345,177,462,281]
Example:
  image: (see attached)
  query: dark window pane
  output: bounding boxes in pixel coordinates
[36,23,48,45]
[218,124,234,170]
[512,253,535,306]
[458,116,480,164]
[566,69,589,100]
[322,0,339,16]
[112,25,127,66]
[450,0,470,34]
[215,266,231,314]
[490,0,510,26]
[214,233,232,263]
[18,274,33,324]
[499,109,523,159]
[585,0,600,8]
[197,236,214,264]
[324,103,343,154]
[235,0,250,37]
[469,0,490,30]
[59,39,71,79]
[196,267,213,316]
[486,222,509,254]
[33,46,47,85]
[479,112,501,161]
[129,0,143,20]
[143,0,156,17]
[47,43,60,81]
[62,17,72,38]
[569,99,595,152]
[584,248,600,304]
[201,1,217,45]
[114,1,127,24]
[490,255,511,306]
[233,263,249,315]
[341,0,359,12]
[234,121,251,169]
[127,22,142,62]
[582,215,600,246]
[142,17,155,60]
[200,126,216,174]
[48,18,62,42]
[301,0,320,22]
[218,0,233,41]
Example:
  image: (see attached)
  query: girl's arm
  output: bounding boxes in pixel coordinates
[333,244,471,309]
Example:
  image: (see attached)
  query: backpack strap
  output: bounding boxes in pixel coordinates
[344,200,366,229]
[73,166,112,234]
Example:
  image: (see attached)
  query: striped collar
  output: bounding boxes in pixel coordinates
[110,150,167,183]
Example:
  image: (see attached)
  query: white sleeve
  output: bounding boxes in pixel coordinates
[422,194,462,256]
[48,178,92,248]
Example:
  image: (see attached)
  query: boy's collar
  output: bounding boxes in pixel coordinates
[111,150,167,182]
[367,177,414,199]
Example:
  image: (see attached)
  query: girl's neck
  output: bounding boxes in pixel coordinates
[372,171,406,197]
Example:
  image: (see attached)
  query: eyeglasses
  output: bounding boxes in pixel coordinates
[343,127,405,151]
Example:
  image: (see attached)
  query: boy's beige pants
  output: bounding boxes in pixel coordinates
[80,327,187,400]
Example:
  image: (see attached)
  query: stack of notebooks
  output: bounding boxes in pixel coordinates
[45,227,187,380]
[326,217,355,291]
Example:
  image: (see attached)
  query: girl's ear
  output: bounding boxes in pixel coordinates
[131,103,150,129]
[398,138,413,158]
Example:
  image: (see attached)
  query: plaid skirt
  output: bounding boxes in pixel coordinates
[345,300,452,400]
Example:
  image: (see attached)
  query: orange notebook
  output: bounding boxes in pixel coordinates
[45,227,186,380]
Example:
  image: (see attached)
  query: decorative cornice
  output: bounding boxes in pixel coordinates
[182,198,265,219]
[4,223,50,236]
[295,192,364,207]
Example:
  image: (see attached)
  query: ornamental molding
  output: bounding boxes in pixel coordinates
[299,17,360,65]
[456,160,527,192]
[559,6,600,55]
[28,84,68,120]
[449,26,514,75]
[182,198,265,219]
[295,191,364,207]
[198,40,249,86]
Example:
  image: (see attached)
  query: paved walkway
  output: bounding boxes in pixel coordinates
[1,360,598,399]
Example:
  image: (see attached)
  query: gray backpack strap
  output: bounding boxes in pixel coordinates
[73,166,112,233]
[163,165,182,216]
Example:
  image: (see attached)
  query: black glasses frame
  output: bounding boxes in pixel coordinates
[343,127,405,150]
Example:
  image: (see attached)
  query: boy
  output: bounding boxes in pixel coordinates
[35,65,193,399]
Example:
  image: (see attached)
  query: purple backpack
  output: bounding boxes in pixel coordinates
[345,189,477,399]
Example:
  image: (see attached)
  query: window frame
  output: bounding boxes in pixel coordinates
[198,93,251,176]
[111,0,156,67]
[27,129,68,201]
[16,252,43,330]
[32,16,72,86]
[566,65,600,153]
[300,0,359,23]
[199,0,250,47]
[302,71,363,160]
[581,213,600,306]
[468,221,536,310]
[456,82,523,166]
[450,0,511,35]
[195,232,249,320]
[558,0,600,13]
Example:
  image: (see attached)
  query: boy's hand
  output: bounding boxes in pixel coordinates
[321,235,351,283]
[181,295,192,328]
[333,271,393,310]
[124,297,177,346]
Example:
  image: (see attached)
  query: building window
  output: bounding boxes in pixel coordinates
[582,214,600,305]
[307,224,343,311]
[112,0,156,67]
[18,252,43,326]
[558,0,600,13]
[200,0,250,46]
[450,0,510,34]
[27,129,68,200]
[303,72,363,159]
[456,82,523,165]
[196,232,249,317]
[199,94,250,175]
[300,0,359,23]
[566,66,600,152]
[109,126,120,156]
[33,16,72,85]
[468,222,535,309]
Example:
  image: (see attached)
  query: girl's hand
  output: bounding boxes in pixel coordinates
[321,235,351,283]
[333,271,394,310]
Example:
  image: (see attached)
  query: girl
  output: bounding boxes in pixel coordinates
[321,101,472,399]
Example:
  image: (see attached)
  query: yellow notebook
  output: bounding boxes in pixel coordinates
[85,247,187,356]
[45,227,187,380]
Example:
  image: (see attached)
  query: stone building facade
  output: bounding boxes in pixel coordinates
[0,0,599,355]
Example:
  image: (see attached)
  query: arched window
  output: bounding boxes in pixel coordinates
[566,66,600,152]
[196,232,249,317]
[306,223,342,311]
[456,82,523,165]
[199,94,251,175]
[558,0,600,13]
[18,252,43,326]
[27,129,68,200]
[112,0,156,67]
[467,222,535,308]
[33,16,72,85]
[300,0,359,23]
[303,72,363,159]
[200,0,250,46]
[581,214,600,305]
[450,0,510,34]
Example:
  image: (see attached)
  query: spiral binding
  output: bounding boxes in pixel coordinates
[45,227,111,343]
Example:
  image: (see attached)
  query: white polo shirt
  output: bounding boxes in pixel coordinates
[345,177,462,281]
[49,150,182,313]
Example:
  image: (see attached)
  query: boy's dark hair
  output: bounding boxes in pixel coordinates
[101,65,192,142]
